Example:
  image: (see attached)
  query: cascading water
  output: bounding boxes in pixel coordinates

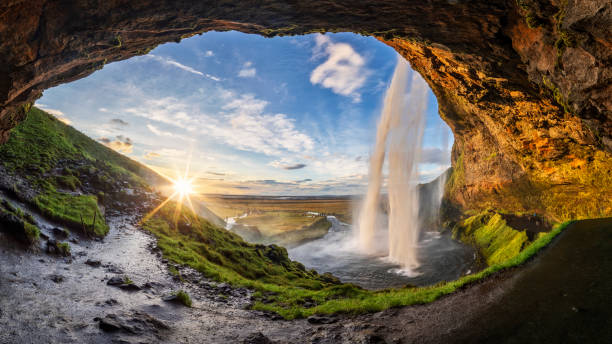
[357,57,429,270]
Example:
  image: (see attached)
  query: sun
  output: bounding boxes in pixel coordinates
[140,155,203,227]
[173,177,194,196]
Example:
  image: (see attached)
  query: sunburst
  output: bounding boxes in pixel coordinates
[141,153,203,227]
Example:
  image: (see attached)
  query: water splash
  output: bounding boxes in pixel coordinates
[358,58,429,269]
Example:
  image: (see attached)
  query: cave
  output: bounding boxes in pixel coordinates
[1,1,612,342]
[2,0,610,221]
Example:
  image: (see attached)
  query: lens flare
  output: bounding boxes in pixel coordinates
[174,177,194,196]
[140,152,203,228]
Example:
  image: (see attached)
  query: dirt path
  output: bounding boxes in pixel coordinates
[1,214,610,343]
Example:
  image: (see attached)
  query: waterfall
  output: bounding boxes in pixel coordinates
[357,57,428,269]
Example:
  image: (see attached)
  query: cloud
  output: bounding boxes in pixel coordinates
[35,103,72,124]
[205,50,214,57]
[148,54,204,76]
[98,135,133,154]
[147,123,175,137]
[143,151,160,160]
[310,35,369,102]
[283,163,307,170]
[238,61,256,77]
[420,147,451,165]
[206,171,226,176]
[269,159,307,170]
[110,118,129,126]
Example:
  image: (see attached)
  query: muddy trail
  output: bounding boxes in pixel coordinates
[1,204,611,343]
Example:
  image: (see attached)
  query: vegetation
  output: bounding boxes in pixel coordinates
[145,199,572,318]
[0,107,157,237]
[35,187,108,236]
[203,195,353,224]
[0,199,40,244]
[174,290,193,307]
[57,242,71,256]
[452,211,529,266]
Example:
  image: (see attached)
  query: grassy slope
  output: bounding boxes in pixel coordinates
[0,107,575,319]
[453,211,529,266]
[0,107,152,236]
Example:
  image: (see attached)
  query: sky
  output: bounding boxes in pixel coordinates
[36,31,452,195]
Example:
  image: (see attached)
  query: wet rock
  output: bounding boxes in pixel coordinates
[53,227,69,239]
[96,311,169,335]
[70,238,79,244]
[48,274,64,283]
[107,276,140,291]
[119,283,141,291]
[97,314,122,332]
[104,264,125,274]
[85,259,102,267]
[243,332,275,344]
[107,276,126,286]
[307,315,337,325]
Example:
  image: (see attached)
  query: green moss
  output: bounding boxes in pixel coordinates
[445,150,465,196]
[0,200,41,245]
[55,174,82,191]
[454,212,529,266]
[57,242,71,256]
[34,187,108,236]
[0,107,159,237]
[144,196,571,319]
[23,222,40,243]
[174,290,192,307]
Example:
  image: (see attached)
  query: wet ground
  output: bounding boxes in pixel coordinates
[1,204,610,343]
[289,216,476,289]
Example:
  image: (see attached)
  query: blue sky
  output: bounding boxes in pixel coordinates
[36,31,452,195]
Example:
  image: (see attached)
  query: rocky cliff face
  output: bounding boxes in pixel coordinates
[1,0,610,220]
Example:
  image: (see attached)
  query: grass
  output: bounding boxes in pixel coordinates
[453,211,529,266]
[34,186,108,236]
[174,290,192,307]
[202,195,353,224]
[145,195,572,319]
[0,199,41,244]
[57,242,71,256]
[0,107,161,237]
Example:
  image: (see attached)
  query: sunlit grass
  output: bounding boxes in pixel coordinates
[144,195,573,319]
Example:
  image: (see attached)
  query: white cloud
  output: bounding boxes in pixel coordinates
[238,61,256,77]
[35,103,72,124]
[310,35,369,102]
[148,54,204,76]
[120,89,315,158]
[147,123,175,137]
[98,136,133,154]
[205,50,214,57]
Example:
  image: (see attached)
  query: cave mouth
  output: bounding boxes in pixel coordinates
[34,30,473,289]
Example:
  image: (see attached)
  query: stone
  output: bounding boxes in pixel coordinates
[85,259,102,267]
[48,274,64,283]
[243,332,275,344]
[307,315,337,325]
[52,227,69,239]
[107,276,125,286]
[98,315,122,332]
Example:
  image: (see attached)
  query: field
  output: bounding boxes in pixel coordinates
[202,195,353,229]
